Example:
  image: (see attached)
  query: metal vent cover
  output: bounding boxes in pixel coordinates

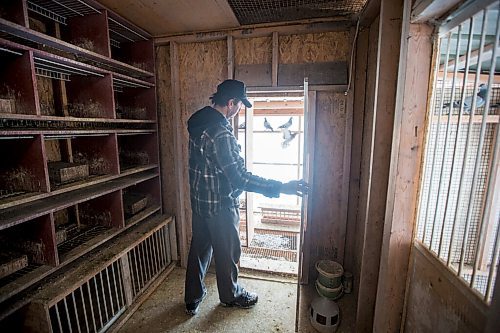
[227,0,368,25]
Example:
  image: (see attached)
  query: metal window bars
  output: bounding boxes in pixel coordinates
[47,222,172,332]
[49,260,126,333]
[416,0,500,303]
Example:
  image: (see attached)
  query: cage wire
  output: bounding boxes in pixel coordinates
[227,0,367,25]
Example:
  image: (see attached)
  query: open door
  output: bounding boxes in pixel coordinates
[295,77,316,331]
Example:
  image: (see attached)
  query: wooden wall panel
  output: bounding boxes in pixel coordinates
[354,15,380,333]
[279,31,349,64]
[344,27,369,276]
[177,40,227,244]
[234,37,272,65]
[405,244,488,332]
[374,20,432,331]
[155,46,175,215]
[179,40,227,116]
[309,91,348,267]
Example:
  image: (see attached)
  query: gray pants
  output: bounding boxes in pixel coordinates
[184,206,243,304]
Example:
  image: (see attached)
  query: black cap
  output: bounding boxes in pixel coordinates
[216,79,252,108]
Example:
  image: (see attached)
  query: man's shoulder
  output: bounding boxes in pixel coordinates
[205,122,233,140]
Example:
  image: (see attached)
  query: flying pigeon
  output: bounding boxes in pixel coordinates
[264,117,274,131]
[278,117,293,129]
[443,84,488,114]
[281,131,298,148]
[238,121,246,129]
[281,128,291,140]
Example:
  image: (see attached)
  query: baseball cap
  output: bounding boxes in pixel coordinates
[216,79,252,108]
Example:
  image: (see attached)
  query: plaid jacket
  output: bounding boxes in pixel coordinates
[188,106,282,217]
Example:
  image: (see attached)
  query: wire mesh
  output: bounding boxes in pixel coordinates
[227,0,367,25]
[416,2,500,303]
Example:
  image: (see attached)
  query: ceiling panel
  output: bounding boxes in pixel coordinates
[96,0,240,36]
[96,0,367,37]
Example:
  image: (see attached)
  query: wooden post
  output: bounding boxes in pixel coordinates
[300,90,316,284]
[272,32,278,87]
[486,265,500,333]
[245,104,255,245]
[373,6,434,331]
[120,255,134,306]
[227,35,234,79]
[356,0,404,330]
[344,26,369,276]
[170,42,188,267]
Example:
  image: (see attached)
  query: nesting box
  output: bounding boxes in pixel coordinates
[0,98,15,113]
[123,192,148,215]
[48,161,89,185]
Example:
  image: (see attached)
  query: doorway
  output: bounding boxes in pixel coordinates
[235,89,306,275]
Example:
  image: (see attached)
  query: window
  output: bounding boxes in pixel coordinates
[416,0,500,302]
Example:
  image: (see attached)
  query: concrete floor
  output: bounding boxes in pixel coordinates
[117,267,355,332]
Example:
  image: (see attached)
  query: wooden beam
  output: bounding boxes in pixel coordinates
[244,105,255,246]
[440,43,498,72]
[344,25,369,278]
[248,85,348,93]
[486,265,500,333]
[155,19,352,44]
[411,0,462,23]
[272,32,278,87]
[359,0,381,27]
[240,108,304,116]
[252,101,303,109]
[278,62,348,86]
[342,25,357,273]
[356,0,404,329]
[300,90,316,285]
[227,35,234,79]
[373,4,434,329]
[169,42,188,268]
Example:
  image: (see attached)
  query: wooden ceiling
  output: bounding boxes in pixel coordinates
[96,0,367,37]
[95,0,240,36]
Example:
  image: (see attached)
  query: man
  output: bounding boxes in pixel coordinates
[185,79,308,315]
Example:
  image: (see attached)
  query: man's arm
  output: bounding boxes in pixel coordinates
[213,132,282,197]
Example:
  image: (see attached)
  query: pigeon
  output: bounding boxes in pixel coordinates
[278,117,293,129]
[264,117,274,131]
[281,131,298,148]
[443,84,488,114]
[238,121,246,129]
[281,128,291,140]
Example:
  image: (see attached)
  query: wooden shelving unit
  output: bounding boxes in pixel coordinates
[0,0,170,327]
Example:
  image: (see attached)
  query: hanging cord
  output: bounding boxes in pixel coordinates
[345,18,361,96]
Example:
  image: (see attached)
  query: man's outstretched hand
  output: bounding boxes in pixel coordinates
[281,180,310,197]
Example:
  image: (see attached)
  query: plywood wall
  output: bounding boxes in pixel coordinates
[156,31,352,269]
[235,37,272,65]
[310,91,348,264]
[279,31,349,63]
[179,40,228,115]
[405,245,488,332]
[155,46,176,215]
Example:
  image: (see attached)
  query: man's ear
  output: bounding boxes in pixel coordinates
[227,98,235,108]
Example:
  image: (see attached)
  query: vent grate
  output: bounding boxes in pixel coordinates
[49,260,126,333]
[127,224,172,298]
[227,0,367,25]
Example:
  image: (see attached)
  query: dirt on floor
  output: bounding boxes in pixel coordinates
[116,267,355,333]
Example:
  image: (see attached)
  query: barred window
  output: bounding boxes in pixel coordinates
[416,0,500,302]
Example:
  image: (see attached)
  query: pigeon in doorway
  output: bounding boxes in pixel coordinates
[264,117,274,131]
[281,128,291,140]
[238,121,246,129]
[278,117,293,129]
[443,84,488,114]
[281,131,298,148]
